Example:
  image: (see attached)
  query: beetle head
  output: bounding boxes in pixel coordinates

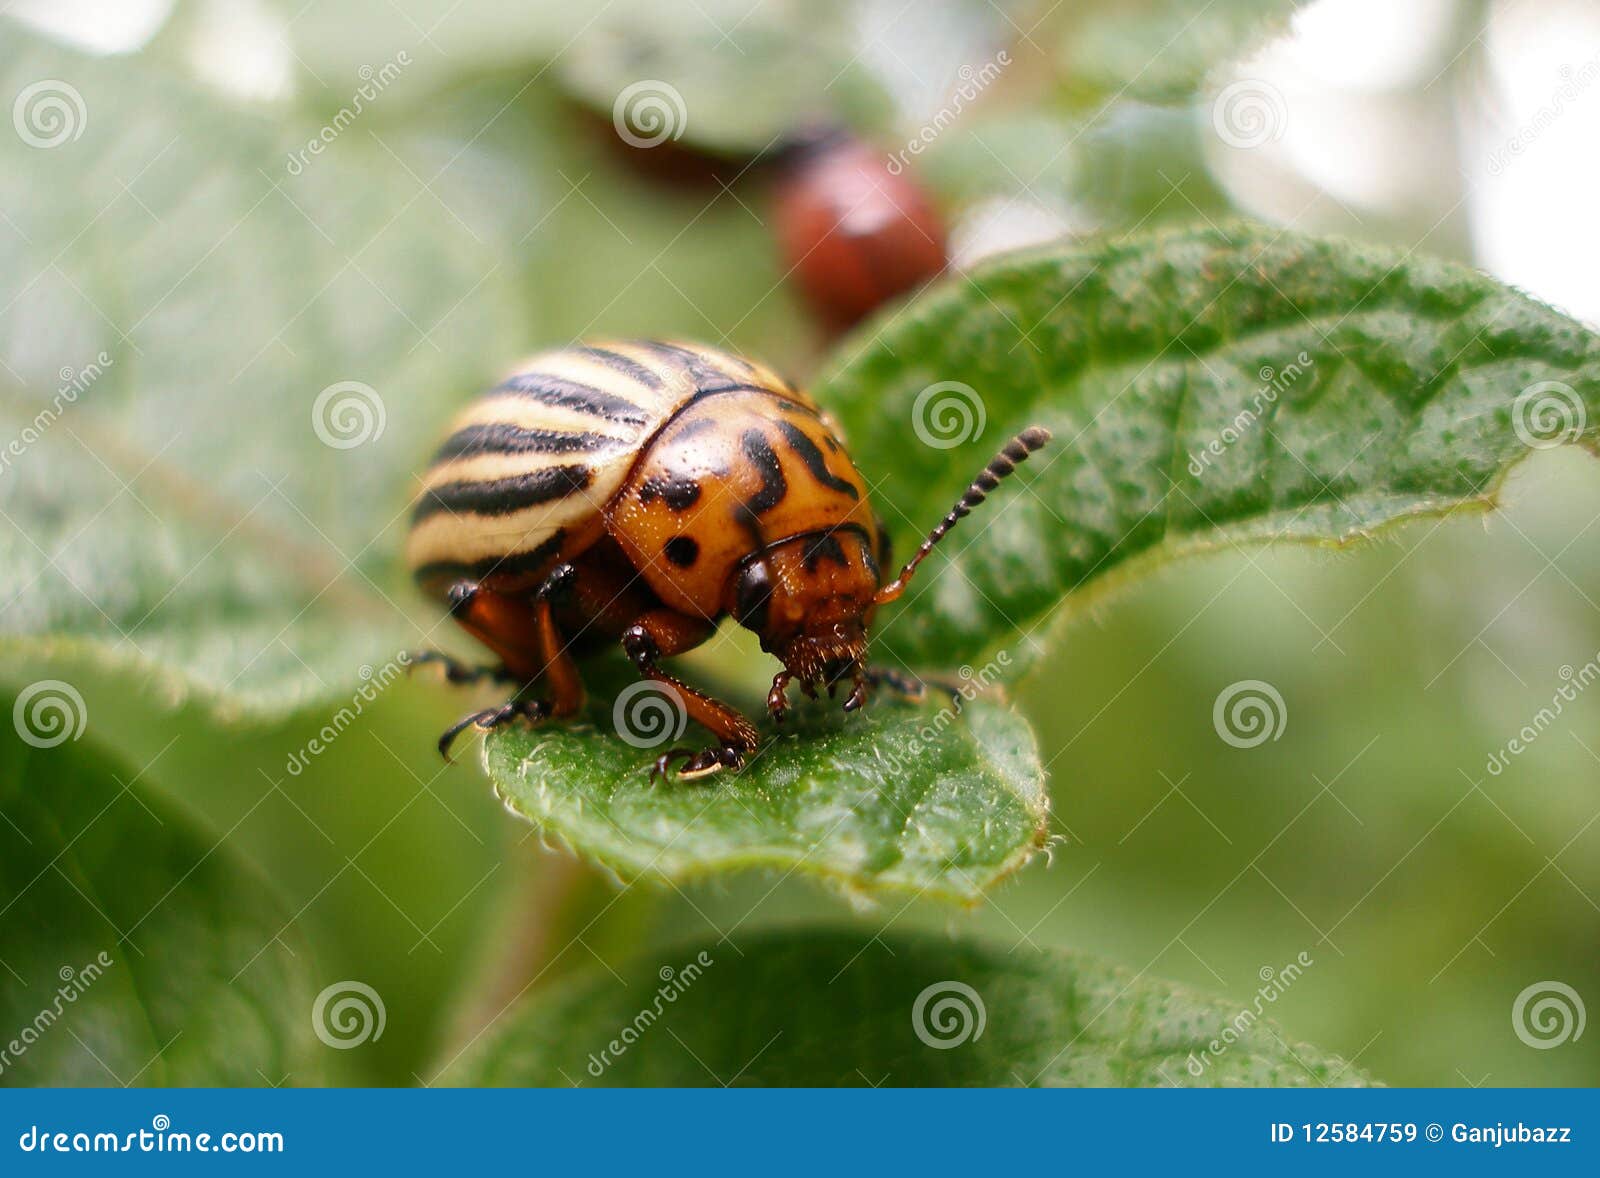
[727,527,877,701]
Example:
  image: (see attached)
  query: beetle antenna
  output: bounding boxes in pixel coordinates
[873,426,1050,606]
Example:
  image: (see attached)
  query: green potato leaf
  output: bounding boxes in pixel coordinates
[485,694,1047,904]
[919,105,1232,230]
[558,0,891,157]
[1056,0,1307,105]
[0,27,526,718]
[816,223,1600,675]
[0,729,318,1086]
[442,927,1373,1086]
[261,1,577,94]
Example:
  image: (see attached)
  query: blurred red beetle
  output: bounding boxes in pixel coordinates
[771,129,948,332]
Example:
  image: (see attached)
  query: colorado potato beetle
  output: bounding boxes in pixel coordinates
[406,340,1048,780]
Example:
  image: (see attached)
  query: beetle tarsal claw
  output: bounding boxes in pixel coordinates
[767,672,793,723]
[677,759,727,782]
[436,697,550,760]
[650,747,696,784]
[651,744,746,783]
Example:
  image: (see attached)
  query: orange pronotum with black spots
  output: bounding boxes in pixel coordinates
[405,340,1049,780]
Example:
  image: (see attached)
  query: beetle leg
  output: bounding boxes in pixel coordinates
[438,696,551,761]
[864,665,964,712]
[515,560,589,720]
[621,609,759,782]
[650,744,745,784]
[537,561,579,606]
[406,649,518,686]
[410,581,526,685]
[433,578,587,759]
[767,671,794,723]
[842,667,869,712]
[448,584,548,683]
[446,580,480,616]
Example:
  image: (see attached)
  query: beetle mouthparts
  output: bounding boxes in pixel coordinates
[780,625,866,690]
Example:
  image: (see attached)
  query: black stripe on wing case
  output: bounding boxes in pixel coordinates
[431,422,622,462]
[572,346,665,389]
[638,341,756,395]
[739,430,787,516]
[412,465,594,523]
[495,372,650,425]
[412,532,566,589]
[778,419,858,498]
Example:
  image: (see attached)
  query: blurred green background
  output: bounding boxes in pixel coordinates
[2,0,1598,1087]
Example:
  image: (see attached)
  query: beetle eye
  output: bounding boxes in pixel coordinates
[733,560,773,631]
